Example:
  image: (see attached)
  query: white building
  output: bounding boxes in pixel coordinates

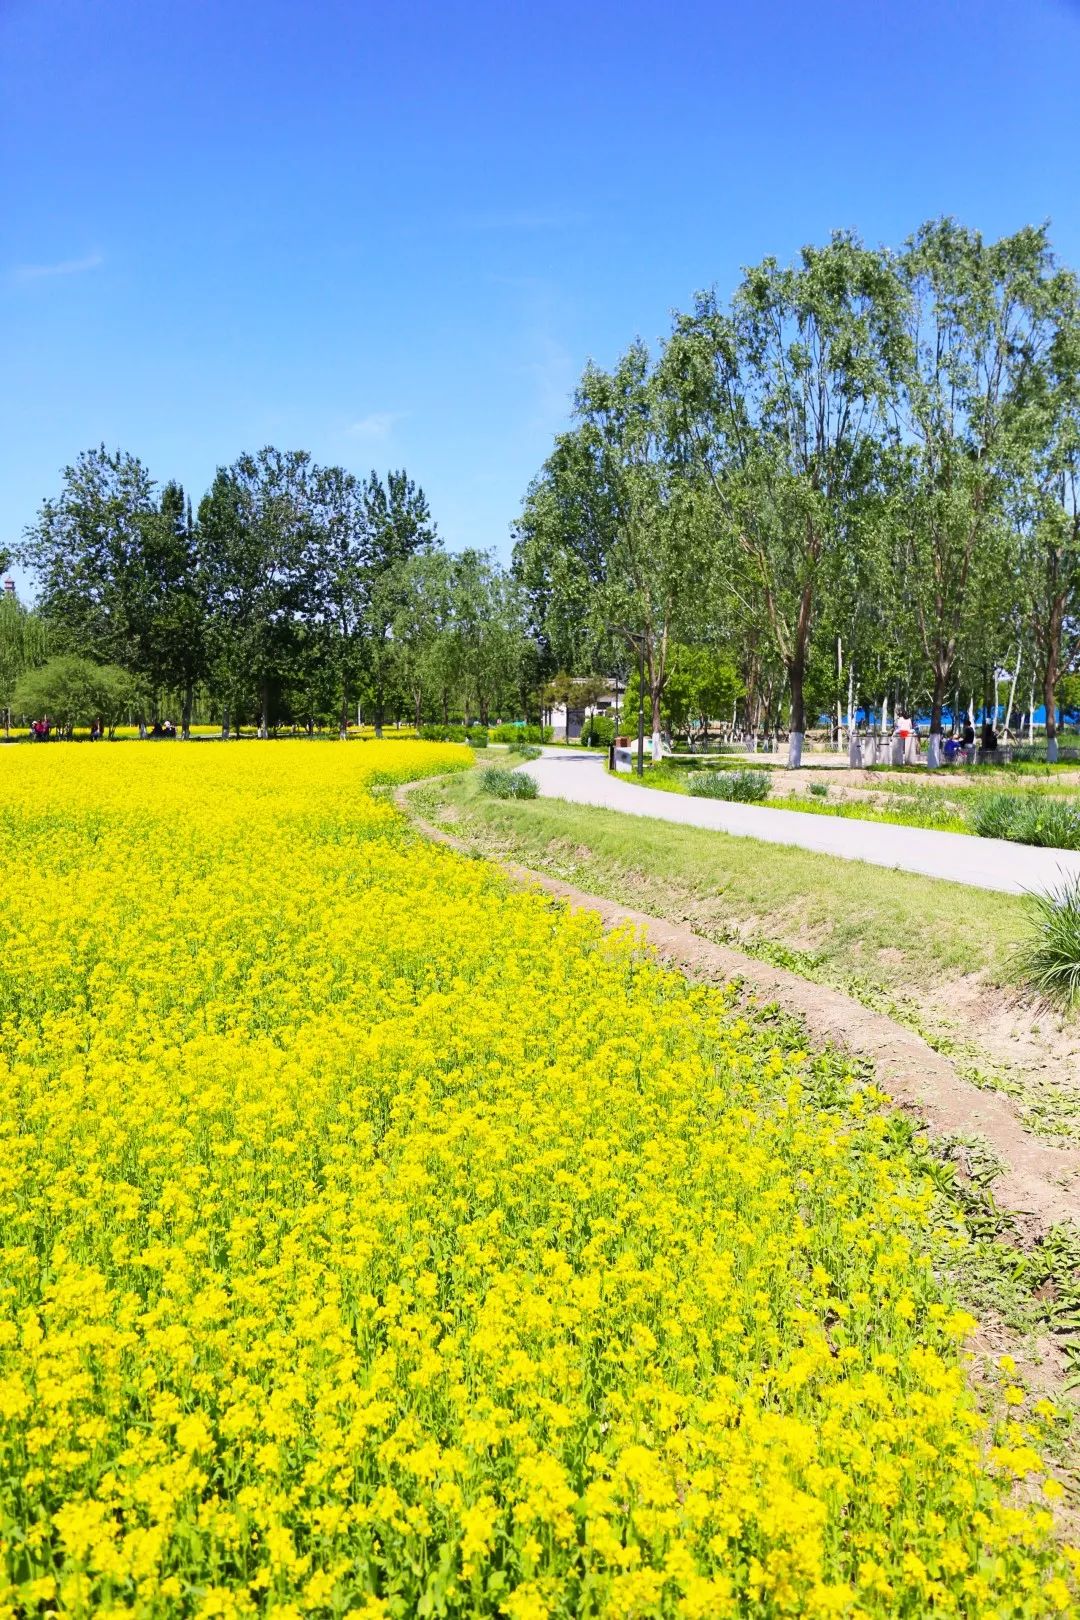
[546,677,622,741]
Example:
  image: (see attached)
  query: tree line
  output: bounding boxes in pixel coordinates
[514,218,1080,764]
[3,448,536,737]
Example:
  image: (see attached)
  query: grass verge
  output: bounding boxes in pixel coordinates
[411,769,1020,988]
[408,769,1080,1143]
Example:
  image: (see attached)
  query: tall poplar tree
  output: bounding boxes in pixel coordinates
[666,233,905,764]
[891,221,1061,764]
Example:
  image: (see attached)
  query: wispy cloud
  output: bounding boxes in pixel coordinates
[456,208,587,233]
[11,251,104,282]
[344,411,405,442]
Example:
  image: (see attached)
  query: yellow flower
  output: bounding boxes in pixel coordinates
[0,740,1072,1616]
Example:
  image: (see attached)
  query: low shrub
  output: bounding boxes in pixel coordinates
[489,724,553,744]
[1017,878,1080,1007]
[970,793,1021,841]
[419,724,490,746]
[971,792,1080,850]
[807,781,830,798]
[480,765,539,800]
[507,741,542,760]
[578,714,615,749]
[689,768,771,803]
[1010,744,1080,766]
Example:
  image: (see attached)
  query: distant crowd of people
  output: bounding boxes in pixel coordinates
[940,720,999,763]
[29,716,178,741]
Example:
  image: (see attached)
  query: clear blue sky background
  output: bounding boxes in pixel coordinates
[3,0,1080,592]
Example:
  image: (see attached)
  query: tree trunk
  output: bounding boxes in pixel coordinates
[846,665,855,738]
[258,679,269,739]
[787,651,806,768]
[651,684,663,763]
[339,690,349,741]
[1003,649,1020,739]
[221,705,231,741]
[927,669,946,768]
[374,678,384,739]
[181,681,193,741]
[1044,661,1059,763]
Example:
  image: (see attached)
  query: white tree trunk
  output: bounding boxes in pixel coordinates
[927,733,942,768]
[788,731,804,769]
[1048,735,1060,763]
[880,696,889,737]
[846,666,855,736]
[1003,649,1020,737]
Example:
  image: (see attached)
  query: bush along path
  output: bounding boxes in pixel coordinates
[398,772,1080,1415]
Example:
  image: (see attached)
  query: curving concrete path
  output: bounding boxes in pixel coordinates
[518,749,1080,897]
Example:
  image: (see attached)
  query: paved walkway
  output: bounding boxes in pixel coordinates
[518,750,1080,896]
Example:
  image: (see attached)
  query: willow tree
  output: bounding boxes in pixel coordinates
[0,589,48,735]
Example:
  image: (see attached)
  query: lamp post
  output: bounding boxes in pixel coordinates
[635,635,645,777]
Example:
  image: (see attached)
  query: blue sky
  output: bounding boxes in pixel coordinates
[4,0,1080,591]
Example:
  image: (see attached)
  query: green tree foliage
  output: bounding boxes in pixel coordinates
[360,471,438,736]
[1009,267,1080,758]
[889,222,1065,760]
[12,654,139,738]
[21,446,157,667]
[664,233,905,761]
[125,482,208,738]
[198,448,315,738]
[623,645,741,742]
[515,343,704,756]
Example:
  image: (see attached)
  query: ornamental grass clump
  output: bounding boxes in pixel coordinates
[1017,876,1080,1008]
[506,741,542,760]
[972,791,1080,850]
[689,766,771,803]
[0,740,1074,1615]
[481,763,539,798]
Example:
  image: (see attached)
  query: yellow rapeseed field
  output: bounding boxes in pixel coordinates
[0,741,1075,1618]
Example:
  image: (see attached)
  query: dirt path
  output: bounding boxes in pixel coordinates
[397,777,1080,1238]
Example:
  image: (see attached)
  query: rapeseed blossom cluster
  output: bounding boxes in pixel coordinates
[0,742,1074,1618]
